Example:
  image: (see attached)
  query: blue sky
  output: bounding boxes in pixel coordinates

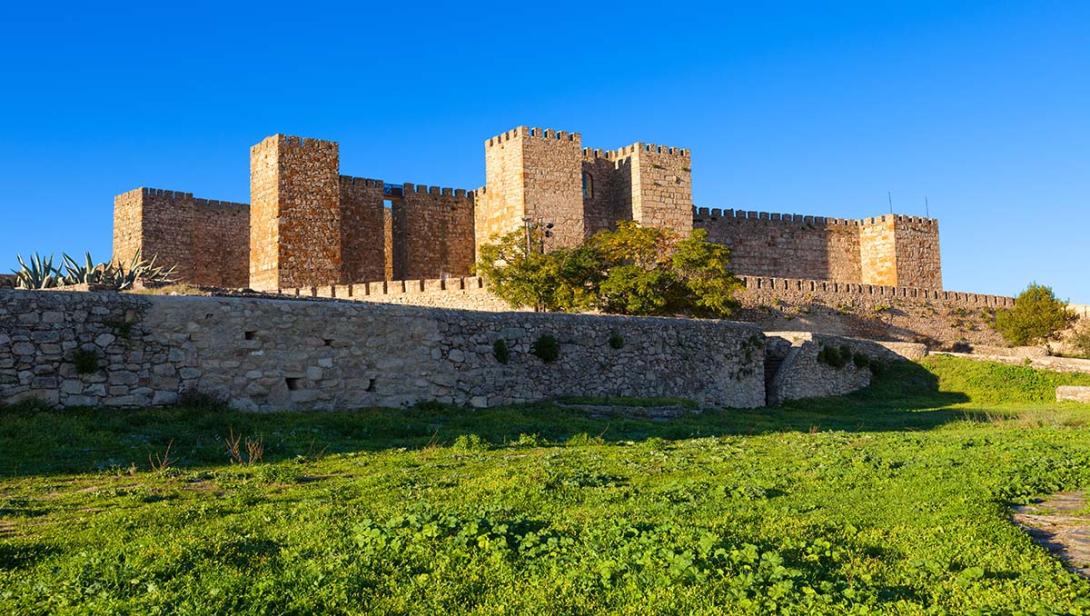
[2,1,1087,301]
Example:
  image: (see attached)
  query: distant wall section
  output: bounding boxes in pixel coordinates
[111,188,249,288]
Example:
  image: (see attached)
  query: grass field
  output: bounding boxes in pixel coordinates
[3,356,1090,614]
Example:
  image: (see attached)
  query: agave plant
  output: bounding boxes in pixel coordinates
[61,252,99,285]
[104,250,176,290]
[13,253,62,289]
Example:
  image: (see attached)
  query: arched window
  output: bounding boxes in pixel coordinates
[582,172,593,199]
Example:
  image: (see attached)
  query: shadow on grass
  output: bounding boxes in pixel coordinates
[0,361,991,478]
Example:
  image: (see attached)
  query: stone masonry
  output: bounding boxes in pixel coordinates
[0,289,768,410]
[112,125,943,291]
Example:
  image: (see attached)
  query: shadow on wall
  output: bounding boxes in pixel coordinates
[0,361,972,478]
[741,304,944,348]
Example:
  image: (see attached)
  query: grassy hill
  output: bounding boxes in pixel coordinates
[3,356,1090,614]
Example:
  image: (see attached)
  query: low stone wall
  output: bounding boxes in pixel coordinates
[0,289,767,411]
[1057,387,1090,403]
[281,277,513,312]
[287,275,1017,349]
[766,332,923,405]
[933,352,1090,376]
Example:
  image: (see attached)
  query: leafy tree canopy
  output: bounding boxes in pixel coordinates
[476,221,742,318]
[993,283,1075,346]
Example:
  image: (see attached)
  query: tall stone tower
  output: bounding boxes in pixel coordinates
[249,135,341,291]
[475,127,584,255]
[598,143,692,236]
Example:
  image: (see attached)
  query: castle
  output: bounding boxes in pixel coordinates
[112,126,943,292]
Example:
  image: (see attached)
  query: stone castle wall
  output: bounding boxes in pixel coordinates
[0,289,768,411]
[392,184,475,280]
[694,209,941,289]
[289,273,1014,349]
[339,176,386,283]
[113,126,943,293]
[111,188,249,288]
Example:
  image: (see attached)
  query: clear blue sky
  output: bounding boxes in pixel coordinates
[2,2,1087,301]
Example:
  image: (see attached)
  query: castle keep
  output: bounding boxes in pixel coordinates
[113,126,943,291]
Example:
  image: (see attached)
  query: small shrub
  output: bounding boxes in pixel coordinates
[492,339,510,364]
[451,434,489,451]
[994,283,1075,345]
[565,432,605,447]
[532,334,560,363]
[608,331,625,349]
[817,345,851,369]
[511,433,544,448]
[72,349,99,375]
[1070,321,1090,359]
[852,352,871,369]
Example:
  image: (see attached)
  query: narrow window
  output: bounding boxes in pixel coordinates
[582,172,593,199]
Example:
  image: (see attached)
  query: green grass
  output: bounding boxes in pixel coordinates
[3,357,1090,613]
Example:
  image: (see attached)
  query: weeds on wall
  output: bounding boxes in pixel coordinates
[532,334,560,363]
[608,331,625,350]
[72,348,99,375]
[493,339,510,364]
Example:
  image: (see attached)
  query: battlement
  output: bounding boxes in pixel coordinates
[485,126,581,147]
[739,275,1013,309]
[401,183,474,200]
[692,207,939,229]
[127,187,248,211]
[339,175,384,189]
[693,207,861,226]
[251,134,338,155]
[142,187,194,200]
[278,275,488,300]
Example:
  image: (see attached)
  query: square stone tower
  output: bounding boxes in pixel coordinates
[859,215,942,288]
[475,127,585,254]
[249,135,341,291]
[599,143,692,236]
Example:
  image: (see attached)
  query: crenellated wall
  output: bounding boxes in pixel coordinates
[339,176,387,283]
[392,184,475,280]
[112,126,947,293]
[693,208,942,289]
[112,188,250,288]
[694,208,863,282]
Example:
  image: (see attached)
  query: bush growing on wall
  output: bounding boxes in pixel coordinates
[476,222,742,318]
[993,283,1075,346]
[532,334,560,363]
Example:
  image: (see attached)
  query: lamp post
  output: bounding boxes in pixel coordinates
[521,217,555,255]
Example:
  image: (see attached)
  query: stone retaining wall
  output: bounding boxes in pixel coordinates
[767,332,925,406]
[0,290,767,411]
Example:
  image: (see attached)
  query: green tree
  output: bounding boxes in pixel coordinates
[476,222,742,318]
[993,283,1075,346]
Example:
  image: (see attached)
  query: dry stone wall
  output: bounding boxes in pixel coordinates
[766,332,924,405]
[0,289,768,411]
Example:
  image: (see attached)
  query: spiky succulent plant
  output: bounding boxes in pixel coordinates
[13,253,62,289]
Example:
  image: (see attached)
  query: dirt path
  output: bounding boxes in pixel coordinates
[1012,492,1090,578]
